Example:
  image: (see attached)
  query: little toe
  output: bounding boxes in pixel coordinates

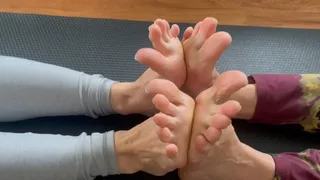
[191,126,221,162]
[190,135,210,163]
[165,144,178,158]
[153,113,177,130]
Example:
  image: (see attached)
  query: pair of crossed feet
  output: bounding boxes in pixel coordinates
[135,18,249,179]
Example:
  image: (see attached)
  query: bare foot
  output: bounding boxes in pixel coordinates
[145,79,195,168]
[136,19,185,87]
[188,70,248,163]
[178,70,275,180]
[116,116,178,176]
[182,17,232,98]
[130,19,186,115]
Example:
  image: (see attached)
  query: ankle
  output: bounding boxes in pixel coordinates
[209,137,275,180]
[232,143,275,180]
[114,131,142,174]
[110,80,156,115]
[109,82,134,115]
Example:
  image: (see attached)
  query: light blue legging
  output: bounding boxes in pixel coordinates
[0,55,119,180]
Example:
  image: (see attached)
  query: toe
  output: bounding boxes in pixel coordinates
[155,19,170,42]
[192,21,201,36]
[211,113,232,130]
[203,126,222,144]
[193,128,221,161]
[170,24,180,38]
[196,17,218,40]
[165,144,178,158]
[189,19,218,50]
[152,94,177,116]
[149,23,165,48]
[198,31,232,64]
[162,19,173,38]
[135,48,171,76]
[195,135,209,152]
[182,26,193,41]
[153,113,177,129]
[212,70,248,104]
[145,79,183,105]
[189,135,210,163]
[219,100,242,118]
[157,127,175,143]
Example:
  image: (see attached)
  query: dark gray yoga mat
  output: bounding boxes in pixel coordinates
[0,12,320,180]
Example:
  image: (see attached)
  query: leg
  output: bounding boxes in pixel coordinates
[0,55,117,121]
[145,79,195,167]
[0,131,118,180]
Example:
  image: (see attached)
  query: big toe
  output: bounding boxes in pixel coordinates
[196,17,218,40]
[211,70,248,103]
[185,18,218,49]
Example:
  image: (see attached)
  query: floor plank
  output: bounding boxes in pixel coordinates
[1,0,320,29]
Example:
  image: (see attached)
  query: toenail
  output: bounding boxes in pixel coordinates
[144,86,149,93]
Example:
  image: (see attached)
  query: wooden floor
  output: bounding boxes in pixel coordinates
[1,0,320,29]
